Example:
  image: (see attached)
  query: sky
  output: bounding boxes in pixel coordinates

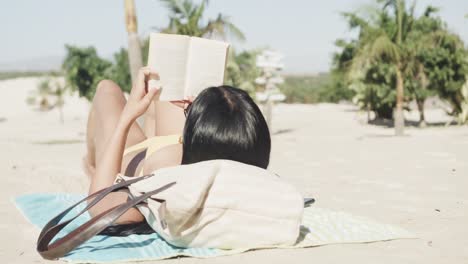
[1,0,467,73]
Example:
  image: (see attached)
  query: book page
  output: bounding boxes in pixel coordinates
[184,37,230,96]
[147,33,190,101]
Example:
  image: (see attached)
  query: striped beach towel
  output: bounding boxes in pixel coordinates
[14,193,414,263]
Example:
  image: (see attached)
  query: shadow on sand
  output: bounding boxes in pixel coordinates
[273,128,294,135]
[367,118,458,128]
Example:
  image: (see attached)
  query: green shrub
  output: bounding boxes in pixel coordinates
[62,45,112,101]
[279,73,354,104]
[0,71,48,80]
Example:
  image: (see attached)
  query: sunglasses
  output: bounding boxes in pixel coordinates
[184,103,192,117]
[171,99,192,117]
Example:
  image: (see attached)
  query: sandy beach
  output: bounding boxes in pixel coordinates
[1,77,467,263]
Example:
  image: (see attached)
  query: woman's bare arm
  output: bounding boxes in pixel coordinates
[88,67,160,222]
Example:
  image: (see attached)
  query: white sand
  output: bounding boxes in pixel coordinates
[1,77,467,263]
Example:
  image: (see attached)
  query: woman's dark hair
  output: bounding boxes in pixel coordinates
[100,85,270,236]
[182,85,271,168]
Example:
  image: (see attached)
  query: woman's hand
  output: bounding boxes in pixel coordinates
[170,96,195,109]
[121,67,160,123]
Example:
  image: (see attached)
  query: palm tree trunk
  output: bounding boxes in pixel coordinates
[125,0,143,85]
[416,99,426,127]
[125,0,155,136]
[59,105,64,124]
[394,64,405,136]
[417,63,428,127]
[393,0,405,136]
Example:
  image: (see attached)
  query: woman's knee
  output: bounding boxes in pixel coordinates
[91,80,126,114]
[95,80,123,99]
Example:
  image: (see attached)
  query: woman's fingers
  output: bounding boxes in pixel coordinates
[170,99,192,109]
[142,86,161,107]
[138,67,160,81]
[147,79,164,95]
[170,101,185,109]
[135,67,160,96]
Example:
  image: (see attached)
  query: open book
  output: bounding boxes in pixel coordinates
[147,33,230,101]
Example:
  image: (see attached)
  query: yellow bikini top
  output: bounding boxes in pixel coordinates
[123,134,182,158]
[123,134,182,177]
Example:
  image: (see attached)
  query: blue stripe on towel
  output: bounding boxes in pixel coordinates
[15,193,228,262]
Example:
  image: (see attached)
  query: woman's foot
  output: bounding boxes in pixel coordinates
[82,155,96,179]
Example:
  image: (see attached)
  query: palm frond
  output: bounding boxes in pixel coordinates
[203,14,245,41]
[379,0,397,12]
[348,30,400,82]
[158,0,244,41]
[221,17,246,41]
[191,0,205,24]
[334,39,348,48]
[424,5,440,17]
[402,0,416,39]
[342,12,369,29]
[371,34,400,61]
[160,0,189,17]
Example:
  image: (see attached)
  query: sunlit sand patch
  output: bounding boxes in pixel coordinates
[424,151,452,158]
[385,183,405,190]
[359,200,377,205]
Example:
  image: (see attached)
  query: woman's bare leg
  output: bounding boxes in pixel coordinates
[84,80,146,178]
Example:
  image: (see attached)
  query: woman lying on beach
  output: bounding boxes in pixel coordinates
[83,67,270,235]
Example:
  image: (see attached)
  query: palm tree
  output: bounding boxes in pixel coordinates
[347,0,415,135]
[404,6,442,126]
[142,0,246,136]
[125,0,143,85]
[340,1,468,128]
[159,0,245,41]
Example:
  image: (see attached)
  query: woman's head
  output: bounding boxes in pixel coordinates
[182,86,271,169]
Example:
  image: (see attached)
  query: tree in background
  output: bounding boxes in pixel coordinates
[224,48,262,96]
[459,80,468,124]
[27,74,68,123]
[125,0,143,85]
[107,48,132,94]
[52,78,67,124]
[420,32,468,124]
[333,9,399,120]
[401,6,440,126]
[157,0,264,96]
[159,0,245,41]
[62,45,112,101]
[333,0,468,128]
[27,78,54,111]
[345,0,416,135]
[62,0,254,103]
